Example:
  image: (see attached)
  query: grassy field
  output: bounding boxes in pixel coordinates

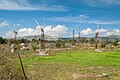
[14,49,120,80]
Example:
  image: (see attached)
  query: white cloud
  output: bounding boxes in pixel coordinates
[4,25,68,38]
[83,0,120,7]
[13,24,21,27]
[94,28,108,37]
[79,15,89,18]
[0,20,9,28]
[0,0,67,11]
[3,31,14,38]
[18,28,34,36]
[106,29,120,36]
[80,28,120,37]
[48,15,89,23]
[88,20,120,25]
[44,25,68,36]
[105,0,120,4]
[48,15,120,25]
[95,28,108,33]
[3,24,120,38]
[81,28,93,36]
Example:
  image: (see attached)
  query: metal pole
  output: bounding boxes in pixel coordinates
[40,28,42,49]
[79,32,80,44]
[43,29,45,50]
[95,32,99,49]
[41,28,45,49]
[14,31,27,80]
[72,30,75,46]
[18,50,27,80]
[14,31,17,40]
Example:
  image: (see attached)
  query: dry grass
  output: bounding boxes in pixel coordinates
[0,44,24,80]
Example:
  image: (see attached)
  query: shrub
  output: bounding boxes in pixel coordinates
[32,44,38,51]
[112,41,118,46]
[55,42,61,48]
[101,42,106,48]
[0,37,5,44]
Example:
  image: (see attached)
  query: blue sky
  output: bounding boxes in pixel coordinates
[0,0,120,38]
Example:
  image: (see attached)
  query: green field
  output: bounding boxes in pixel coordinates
[14,49,120,80]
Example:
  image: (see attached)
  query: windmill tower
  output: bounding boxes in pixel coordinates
[14,31,17,40]
[68,27,79,46]
[72,29,75,46]
[78,32,81,45]
[95,25,99,49]
[40,28,45,49]
[35,20,45,50]
[15,31,27,79]
[8,25,28,79]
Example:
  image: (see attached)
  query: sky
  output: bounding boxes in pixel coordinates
[0,0,120,38]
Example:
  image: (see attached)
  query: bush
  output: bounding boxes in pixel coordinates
[90,38,95,44]
[32,44,38,51]
[0,37,5,44]
[101,42,106,48]
[55,42,61,48]
[112,41,118,46]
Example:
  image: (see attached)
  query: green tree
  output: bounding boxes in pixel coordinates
[55,42,61,48]
[80,37,86,43]
[90,38,95,44]
[101,42,106,48]
[112,41,118,46]
[32,44,38,51]
[0,37,5,44]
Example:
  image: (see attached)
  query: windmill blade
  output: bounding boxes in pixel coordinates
[68,26,80,32]
[74,26,80,33]
[34,19,45,32]
[11,24,18,31]
[68,27,73,31]
[14,31,16,33]
[42,18,47,28]
[8,25,15,32]
[96,24,102,34]
[68,26,81,36]
[0,31,7,37]
[34,20,40,26]
[67,27,74,38]
[14,31,18,35]
[8,23,21,38]
[96,24,101,30]
[17,33,22,38]
[4,31,14,38]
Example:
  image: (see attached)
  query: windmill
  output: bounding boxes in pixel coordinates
[78,32,81,45]
[34,19,48,56]
[8,25,28,80]
[13,31,18,40]
[68,26,79,46]
[95,24,100,49]
[72,29,75,46]
[34,20,45,50]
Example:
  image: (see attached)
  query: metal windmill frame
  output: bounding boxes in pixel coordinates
[14,31,28,80]
[68,26,80,46]
[34,20,45,50]
[95,24,100,49]
[9,25,28,80]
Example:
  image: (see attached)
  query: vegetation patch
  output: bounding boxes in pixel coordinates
[13,49,120,80]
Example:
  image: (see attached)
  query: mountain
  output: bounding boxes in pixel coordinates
[17,35,120,41]
[108,35,120,39]
[17,35,60,41]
